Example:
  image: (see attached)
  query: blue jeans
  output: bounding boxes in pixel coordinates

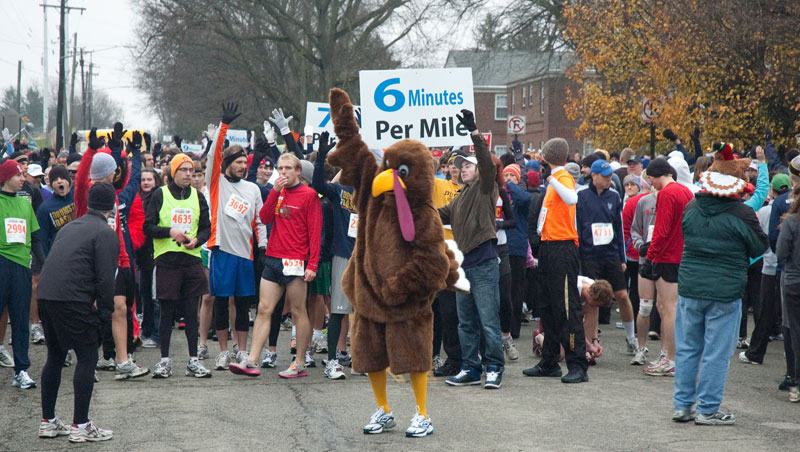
[456,258,504,372]
[673,296,741,414]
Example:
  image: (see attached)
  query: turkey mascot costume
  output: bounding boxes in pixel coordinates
[327,88,468,438]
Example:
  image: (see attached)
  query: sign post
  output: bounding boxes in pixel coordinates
[641,97,660,158]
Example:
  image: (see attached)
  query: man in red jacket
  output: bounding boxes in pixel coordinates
[229,153,322,378]
[641,158,693,376]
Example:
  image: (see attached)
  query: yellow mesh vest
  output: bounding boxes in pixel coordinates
[153,185,201,259]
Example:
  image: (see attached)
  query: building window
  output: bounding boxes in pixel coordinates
[521,87,526,108]
[494,145,507,156]
[540,82,545,115]
[495,94,507,120]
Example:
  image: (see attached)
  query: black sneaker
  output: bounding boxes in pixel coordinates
[779,375,796,391]
[445,366,481,386]
[433,361,461,377]
[522,364,562,377]
[561,368,589,383]
[484,365,502,389]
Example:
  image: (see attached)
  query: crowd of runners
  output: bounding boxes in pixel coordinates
[1,105,798,441]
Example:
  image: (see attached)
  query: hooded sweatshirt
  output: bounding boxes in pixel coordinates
[668,156,699,194]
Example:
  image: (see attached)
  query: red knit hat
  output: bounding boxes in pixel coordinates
[527,170,540,188]
[503,163,521,181]
[0,160,23,186]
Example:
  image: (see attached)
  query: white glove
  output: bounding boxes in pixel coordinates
[269,108,293,136]
[204,123,217,140]
[1,128,10,142]
[263,121,276,144]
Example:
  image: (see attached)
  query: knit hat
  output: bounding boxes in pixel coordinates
[300,160,314,183]
[9,151,28,163]
[698,142,750,197]
[88,182,116,212]
[790,155,800,178]
[623,174,641,188]
[0,160,23,185]
[526,159,540,172]
[542,138,569,166]
[771,173,790,192]
[645,157,671,178]
[503,164,521,181]
[527,170,541,188]
[170,153,194,178]
[90,153,117,180]
[564,162,581,181]
[49,165,70,184]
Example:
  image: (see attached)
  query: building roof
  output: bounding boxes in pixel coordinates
[444,50,572,87]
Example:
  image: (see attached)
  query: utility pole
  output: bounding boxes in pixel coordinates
[42,6,49,137]
[67,32,77,137]
[16,61,22,133]
[42,1,85,149]
[80,48,85,129]
[87,57,93,128]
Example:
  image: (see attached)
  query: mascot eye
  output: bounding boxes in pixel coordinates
[398,164,410,179]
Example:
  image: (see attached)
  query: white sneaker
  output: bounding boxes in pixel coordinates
[405,408,434,438]
[631,347,648,365]
[115,360,150,380]
[186,359,212,378]
[0,347,14,367]
[96,356,116,371]
[232,343,239,356]
[324,359,346,380]
[363,407,396,434]
[39,417,71,438]
[152,359,173,379]
[197,344,209,360]
[261,350,277,368]
[236,350,249,365]
[31,324,45,344]
[314,333,328,354]
[12,370,36,389]
[68,421,113,443]
[63,350,73,367]
[502,335,519,361]
[141,338,158,349]
[215,351,231,370]
[305,349,316,368]
[625,337,639,355]
[432,355,445,370]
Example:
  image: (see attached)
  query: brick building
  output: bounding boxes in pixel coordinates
[444,50,584,156]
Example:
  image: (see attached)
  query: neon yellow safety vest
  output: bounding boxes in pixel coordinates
[153,185,201,259]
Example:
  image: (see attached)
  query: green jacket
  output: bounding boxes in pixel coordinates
[678,193,768,302]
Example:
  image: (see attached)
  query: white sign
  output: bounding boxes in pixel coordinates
[305,102,362,144]
[507,115,526,134]
[162,135,172,143]
[641,98,660,122]
[359,68,475,148]
[226,129,249,148]
[181,143,204,155]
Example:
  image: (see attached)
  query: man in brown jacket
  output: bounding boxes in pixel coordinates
[439,109,504,389]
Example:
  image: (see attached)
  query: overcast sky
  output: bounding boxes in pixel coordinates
[0,0,494,136]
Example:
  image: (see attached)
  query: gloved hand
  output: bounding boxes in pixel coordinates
[690,126,700,143]
[764,126,772,142]
[110,122,127,148]
[456,109,477,132]
[204,123,217,141]
[70,132,79,148]
[1,128,10,142]
[662,128,678,142]
[317,131,336,160]
[221,102,241,125]
[262,120,276,144]
[639,259,655,281]
[174,135,182,149]
[143,132,152,151]
[127,131,142,151]
[88,128,103,150]
[253,138,270,161]
[638,242,649,258]
[269,108,293,136]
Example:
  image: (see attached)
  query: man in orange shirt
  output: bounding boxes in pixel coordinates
[523,137,588,383]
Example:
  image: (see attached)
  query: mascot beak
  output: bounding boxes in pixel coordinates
[371,168,415,242]
[371,169,406,197]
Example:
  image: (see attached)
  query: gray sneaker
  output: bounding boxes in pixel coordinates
[0,347,14,367]
[695,411,735,426]
[363,407,396,434]
[68,420,113,443]
[215,351,231,370]
[261,350,277,368]
[197,344,209,360]
[63,350,73,367]
[672,409,696,422]
[11,370,36,389]
[141,337,158,349]
[186,359,212,378]
[502,335,519,361]
[115,360,150,380]
[152,359,173,379]
[96,356,116,371]
[626,337,639,355]
[31,324,45,344]
[236,350,249,364]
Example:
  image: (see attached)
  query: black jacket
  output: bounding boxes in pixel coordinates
[37,210,119,320]
[143,182,211,267]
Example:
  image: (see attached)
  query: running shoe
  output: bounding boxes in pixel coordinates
[235,350,249,365]
[790,386,800,403]
[261,350,277,368]
[127,353,137,363]
[305,349,317,368]
[648,331,660,340]
[433,361,461,377]
[625,337,639,355]
[350,368,366,376]
[280,317,293,331]
[615,321,624,329]
[695,411,735,426]
[737,337,749,349]
[31,324,45,344]
[779,375,796,391]
[643,358,674,377]
[115,360,150,380]
[177,320,186,330]
[644,350,667,369]
[12,370,36,389]
[738,351,761,365]
[324,359,346,380]
[671,409,696,423]
[186,359,212,378]
[93,371,99,383]
[232,343,239,356]
[432,355,445,370]
[630,347,648,366]
[142,338,159,349]
[446,366,481,386]
[484,365,502,389]
[337,350,352,367]
[151,360,172,379]
[0,347,13,367]
[229,358,261,377]
[39,417,71,438]
[290,337,297,355]
[197,344,209,360]
[96,356,116,371]
[405,408,433,438]
[502,335,519,361]
[63,350,73,367]
[68,421,113,443]
[215,351,231,370]
[278,361,308,379]
[363,407,396,434]
[315,332,328,354]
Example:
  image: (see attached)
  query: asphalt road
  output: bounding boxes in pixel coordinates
[3,311,799,451]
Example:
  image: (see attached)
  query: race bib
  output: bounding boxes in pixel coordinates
[171,208,193,234]
[646,224,655,243]
[224,194,250,222]
[536,207,548,235]
[348,213,358,238]
[282,259,304,277]
[4,218,26,243]
[591,223,614,246]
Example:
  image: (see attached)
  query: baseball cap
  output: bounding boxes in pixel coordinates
[431,149,443,158]
[453,155,478,169]
[627,156,642,165]
[590,159,614,176]
[27,163,44,177]
[771,173,790,192]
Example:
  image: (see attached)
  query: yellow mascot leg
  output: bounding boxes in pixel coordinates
[410,372,428,417]
[368,369,390,412]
